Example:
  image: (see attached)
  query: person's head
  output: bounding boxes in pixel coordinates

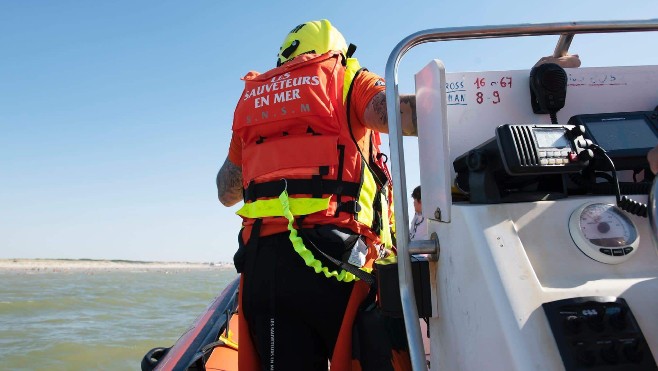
[276,19,348,66]
[411,186,422,214]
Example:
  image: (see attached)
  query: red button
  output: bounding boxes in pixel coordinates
[568,152,578,162]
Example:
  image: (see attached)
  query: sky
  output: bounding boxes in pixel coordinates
[1,1,657,263]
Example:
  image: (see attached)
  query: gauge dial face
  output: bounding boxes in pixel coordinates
[578,203,637,248]
[569,202,639,264]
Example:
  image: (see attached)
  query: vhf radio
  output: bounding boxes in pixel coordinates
[454,124,591,203]
[497,124,591,175]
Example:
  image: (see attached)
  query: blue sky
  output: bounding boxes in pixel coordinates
[1,1,656,263]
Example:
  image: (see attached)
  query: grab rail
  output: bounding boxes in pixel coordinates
[384,19,658,371]
[553,33,574,57]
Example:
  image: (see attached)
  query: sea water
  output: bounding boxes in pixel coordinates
[0,268,238,371]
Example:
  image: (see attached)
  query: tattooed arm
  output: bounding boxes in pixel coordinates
[216,156,243,206]
[363,92,417,136]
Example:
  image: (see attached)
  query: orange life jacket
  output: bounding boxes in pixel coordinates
[232,50,393,247]
[232,51,407,371]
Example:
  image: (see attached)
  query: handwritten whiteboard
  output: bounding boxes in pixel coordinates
[414,62,658,221]
[443,65,658,163]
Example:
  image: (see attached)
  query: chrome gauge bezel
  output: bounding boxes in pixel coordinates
[568,202,640,264]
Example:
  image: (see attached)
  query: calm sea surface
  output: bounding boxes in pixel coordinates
[0,268,238,371]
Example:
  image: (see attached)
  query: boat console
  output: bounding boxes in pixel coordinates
[142,20,658,371]
[386,20,658,371]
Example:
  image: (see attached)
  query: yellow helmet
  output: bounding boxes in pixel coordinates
[277,19,348,66]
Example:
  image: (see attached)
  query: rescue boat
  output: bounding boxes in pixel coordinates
[142,19,658,371]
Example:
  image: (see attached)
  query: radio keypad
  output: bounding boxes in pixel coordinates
[538,148,573,165]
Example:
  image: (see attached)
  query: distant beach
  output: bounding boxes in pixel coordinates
[0,258,233,273]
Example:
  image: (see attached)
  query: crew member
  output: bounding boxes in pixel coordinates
[216,19,416,371]
[409,186,428,241]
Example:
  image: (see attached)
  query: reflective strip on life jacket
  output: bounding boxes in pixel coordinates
[236,194,330,218]
[342,57,361,104]
[356,161,376,227]
[379,189,393,249]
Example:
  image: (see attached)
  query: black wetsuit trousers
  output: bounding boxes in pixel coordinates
[241,231,354,371]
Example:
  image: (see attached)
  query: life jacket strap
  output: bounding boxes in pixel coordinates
[244,179,360,202]
[336,200,362,214]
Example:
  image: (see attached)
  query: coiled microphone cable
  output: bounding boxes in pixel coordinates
[589,144,648,217]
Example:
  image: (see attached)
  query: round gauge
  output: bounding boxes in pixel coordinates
[568,202,639,264]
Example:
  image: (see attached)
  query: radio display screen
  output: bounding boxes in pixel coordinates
[534,129,570,148]
[586,118,658,151]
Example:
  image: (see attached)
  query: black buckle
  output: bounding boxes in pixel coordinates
[336,200,361,214]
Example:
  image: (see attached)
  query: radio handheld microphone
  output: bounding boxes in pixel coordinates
[529,62,568,116]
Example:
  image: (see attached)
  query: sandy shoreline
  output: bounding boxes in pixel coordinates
[0,259,234,273]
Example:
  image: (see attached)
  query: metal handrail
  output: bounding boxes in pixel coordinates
[384,19,658,371]
[553,33,574,57]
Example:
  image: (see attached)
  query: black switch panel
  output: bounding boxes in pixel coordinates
[543,296,657,370]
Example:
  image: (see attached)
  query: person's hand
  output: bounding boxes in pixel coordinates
[534,54,581,68]
[647,145,658,174]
